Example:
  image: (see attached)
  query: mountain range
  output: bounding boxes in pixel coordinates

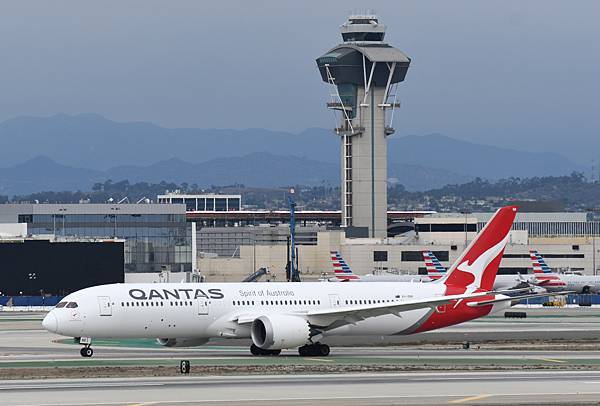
[0,114,585,196]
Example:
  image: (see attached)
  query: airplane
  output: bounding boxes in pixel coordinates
[330,249,535,293]
[530,250,600,294]
[528,251,568,291]
[330,251,431,282]
[423,251,538,292]
[43,206,561,358]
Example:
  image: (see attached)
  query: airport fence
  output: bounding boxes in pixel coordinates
[518,294,600,306]
[0,296,63,307]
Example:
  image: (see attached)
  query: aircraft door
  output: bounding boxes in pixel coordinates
[98,296,112,316]
[329,294,341,308]
[198,299,209,316]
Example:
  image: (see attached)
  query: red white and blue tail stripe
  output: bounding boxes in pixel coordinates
[422,251,447,280]
[530,251,552,274]
[330,251,360,281]
[529,250,566,287]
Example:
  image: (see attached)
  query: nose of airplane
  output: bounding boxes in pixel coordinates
[42,312,58,333]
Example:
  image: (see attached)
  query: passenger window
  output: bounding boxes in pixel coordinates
[55,302,67,308]
[66,302,78,308]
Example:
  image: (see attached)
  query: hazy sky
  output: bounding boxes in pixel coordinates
[1,1,599,162]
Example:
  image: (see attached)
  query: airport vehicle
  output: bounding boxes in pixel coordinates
[43,206,556,358]
[530,251,600,293]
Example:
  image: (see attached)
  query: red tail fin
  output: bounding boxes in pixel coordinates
[440,206,518,291]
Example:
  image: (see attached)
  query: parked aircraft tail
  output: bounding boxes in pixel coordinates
[422,250,447,280]
[330,251,360,281]
[528,250,566,287]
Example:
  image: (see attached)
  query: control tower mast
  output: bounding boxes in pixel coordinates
[316,14,410,238]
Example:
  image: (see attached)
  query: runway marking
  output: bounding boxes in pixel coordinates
[127,403,157,406]
[535,357,567,363]
[307,358,334,362]
[449,394,491,403]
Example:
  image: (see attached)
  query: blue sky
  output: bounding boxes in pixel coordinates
[1,1,599,162]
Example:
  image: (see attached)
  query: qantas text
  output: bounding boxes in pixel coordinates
[128,288,225,300]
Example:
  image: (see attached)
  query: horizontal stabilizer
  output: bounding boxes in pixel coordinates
[467,291,574,307]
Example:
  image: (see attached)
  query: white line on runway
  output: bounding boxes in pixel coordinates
[10,391,600,406]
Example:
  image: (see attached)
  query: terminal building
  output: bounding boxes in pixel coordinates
[191,209,600,282]
[0,203,191,274]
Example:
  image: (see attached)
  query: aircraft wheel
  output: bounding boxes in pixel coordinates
[251,344,280,356]
[317,344,330,356]
[80,347,93,358]
[250,344,261,356]
[298,345,310,356]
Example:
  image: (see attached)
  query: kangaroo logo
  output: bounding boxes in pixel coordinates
[455,234,510,291]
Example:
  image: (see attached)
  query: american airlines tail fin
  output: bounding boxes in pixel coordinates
[529,251,552,274]
[439,206,518,291]
[330,251,360,281]
[528,250,566,287]
[422,251,447,280]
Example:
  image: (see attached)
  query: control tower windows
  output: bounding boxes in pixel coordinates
[342,32,384,42]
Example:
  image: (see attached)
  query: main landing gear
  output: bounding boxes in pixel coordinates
[250,344,281,356]
[298,343,330,357]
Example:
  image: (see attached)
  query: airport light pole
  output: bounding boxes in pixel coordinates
[288,188,300,282]
[587,208,600,276]
[461,210,471,248]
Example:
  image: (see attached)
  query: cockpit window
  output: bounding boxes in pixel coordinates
[66,302,78,308]
[55,302,67,308]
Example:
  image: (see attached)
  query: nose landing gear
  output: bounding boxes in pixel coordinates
[80,346,94,358]
[78,337,93,357]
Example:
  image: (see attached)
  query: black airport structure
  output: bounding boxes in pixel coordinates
[0,239,124,300]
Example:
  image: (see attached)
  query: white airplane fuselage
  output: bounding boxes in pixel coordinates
[43,281,507,341]
[559,275,600,294]
[356,274,527,291]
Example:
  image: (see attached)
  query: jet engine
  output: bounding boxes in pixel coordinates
[156,337,209,347]
[250,314,311,350]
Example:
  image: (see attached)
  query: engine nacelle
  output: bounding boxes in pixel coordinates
[156,337,209,347]
[250,314,311,350]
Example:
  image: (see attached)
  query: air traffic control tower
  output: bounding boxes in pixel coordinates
[316,14,410,238]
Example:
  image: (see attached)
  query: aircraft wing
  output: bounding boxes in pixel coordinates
[466,291,574,307]
[305,291,491,329]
